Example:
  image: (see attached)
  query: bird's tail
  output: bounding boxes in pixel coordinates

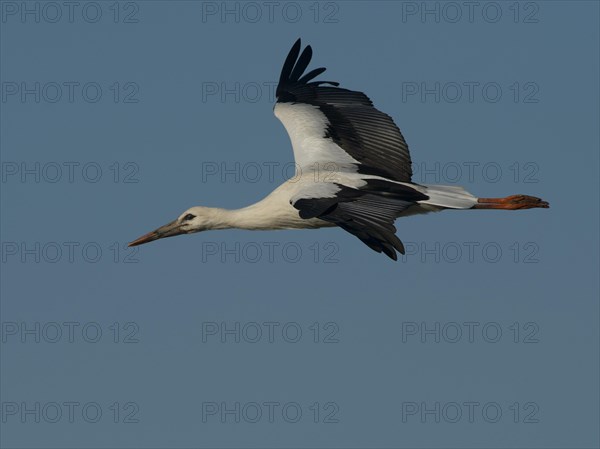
[417,184,479,209]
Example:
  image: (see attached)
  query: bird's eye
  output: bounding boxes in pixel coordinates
[182,213,195,222]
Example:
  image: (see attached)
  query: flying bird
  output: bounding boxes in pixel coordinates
[129,39,548,260]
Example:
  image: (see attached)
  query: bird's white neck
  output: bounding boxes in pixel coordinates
[189,182,323,232]
[202,205,282,230]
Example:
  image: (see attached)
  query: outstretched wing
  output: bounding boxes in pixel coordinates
[274,39,413,182]
[292,179,428,260]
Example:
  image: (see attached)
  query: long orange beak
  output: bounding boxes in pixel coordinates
[128,220,184,247]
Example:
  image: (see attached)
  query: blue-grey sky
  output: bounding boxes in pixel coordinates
[1,1,598,448]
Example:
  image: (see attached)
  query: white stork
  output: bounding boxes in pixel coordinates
[129,39,549,260]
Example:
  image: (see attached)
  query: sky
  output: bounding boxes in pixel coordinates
[1,1,599,448]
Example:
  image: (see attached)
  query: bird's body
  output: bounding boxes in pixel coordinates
[210,173,478,229]
[129,39,548,260]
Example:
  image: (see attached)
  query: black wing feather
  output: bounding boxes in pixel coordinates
[277,39,301,92]
[276,39,413,183]
[293,181,428,260]
[289,45,313,83]
[297,67,327,84]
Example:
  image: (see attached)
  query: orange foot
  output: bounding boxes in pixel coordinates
[474,194,549,210]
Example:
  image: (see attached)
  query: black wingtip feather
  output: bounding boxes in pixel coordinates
[290,45,313,82]
[276,39,338,100]
[298,67,326,84]
[278,39,302,91]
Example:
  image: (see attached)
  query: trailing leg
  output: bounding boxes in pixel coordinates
[473,194,549,210]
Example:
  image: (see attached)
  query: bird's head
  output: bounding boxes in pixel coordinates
[128,206,216,247]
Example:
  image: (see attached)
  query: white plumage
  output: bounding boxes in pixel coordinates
[274,102,361,171]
